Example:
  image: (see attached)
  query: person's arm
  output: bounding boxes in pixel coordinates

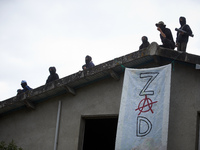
[184,25,192,36]
[157,27,166,38]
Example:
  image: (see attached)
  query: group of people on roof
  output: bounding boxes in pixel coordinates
[17,55,95,96]
[17,16,193,96]
[139,16,193,52]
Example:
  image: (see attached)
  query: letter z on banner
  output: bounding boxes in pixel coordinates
[115,64,171,150]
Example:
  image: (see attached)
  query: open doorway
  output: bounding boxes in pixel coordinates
[81,117,118,150]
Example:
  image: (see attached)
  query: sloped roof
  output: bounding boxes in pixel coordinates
[1,42,200,116]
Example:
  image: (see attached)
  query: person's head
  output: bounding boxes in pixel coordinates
[82,64,86,70]
[21,80,27,88]
[49,67,56,74]
[155,21,166,29]
[179,16,186,26]
[85,55,92,64]
[141,36,148,43]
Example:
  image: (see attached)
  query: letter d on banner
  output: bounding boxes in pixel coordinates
[136,116,152,137]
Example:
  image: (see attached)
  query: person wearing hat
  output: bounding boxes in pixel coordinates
[17,80,32,95]
[139,36,150,50]
[82,55,95,70]
[176,16,193,52]
[46,66,59,84]
[156,21,175,49]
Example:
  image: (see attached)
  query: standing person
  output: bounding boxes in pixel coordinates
[46,66,59,84]
[82,55,95,70]
[139,36,150,50]
[17,80,32,95]
[176,16,193,52]
[155,21,175,49]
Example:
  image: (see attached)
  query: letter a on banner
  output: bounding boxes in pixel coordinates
[115,64,171,150]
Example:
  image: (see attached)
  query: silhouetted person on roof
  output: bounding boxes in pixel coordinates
[139,36,150,50]
[156,21,175,49]
[46,67,59,84]
[82,55,95,70]
[176,16,193,52]
[17,80,32,95]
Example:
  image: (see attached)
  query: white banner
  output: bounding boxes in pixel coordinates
[115,64,171,150]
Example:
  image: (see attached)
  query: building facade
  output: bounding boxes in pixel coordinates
[0,42,200,150]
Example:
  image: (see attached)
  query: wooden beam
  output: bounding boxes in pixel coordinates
[64,85,76,96]
[108,69,120,80]
[24,99,35,109]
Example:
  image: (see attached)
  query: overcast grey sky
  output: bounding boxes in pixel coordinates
[0,0,200,101]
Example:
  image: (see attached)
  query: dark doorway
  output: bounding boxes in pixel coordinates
[82,117,118,150]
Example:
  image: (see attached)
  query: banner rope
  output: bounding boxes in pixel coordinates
[121,65,126,69]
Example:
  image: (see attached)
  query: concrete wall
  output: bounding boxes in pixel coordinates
[0,76,123,150]
[169,62,200,150]
[0,61,200,150]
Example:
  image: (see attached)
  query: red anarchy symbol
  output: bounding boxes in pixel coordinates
[135,95,157,115]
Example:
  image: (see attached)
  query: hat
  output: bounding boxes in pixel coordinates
[21,80,27,84]
[155,21,166,27]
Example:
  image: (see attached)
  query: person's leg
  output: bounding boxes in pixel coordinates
[180,42,187,52]
[177,43,181,51]
[163,38,174,49]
